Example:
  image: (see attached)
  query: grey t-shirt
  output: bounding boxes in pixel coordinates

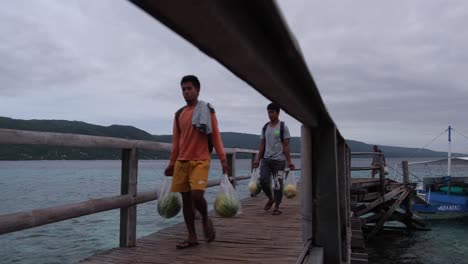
[261,121,291,161]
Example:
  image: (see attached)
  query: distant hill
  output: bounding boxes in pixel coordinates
[0,116,458,160]
[0,117,164,160]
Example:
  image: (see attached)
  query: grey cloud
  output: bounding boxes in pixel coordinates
[1,0,468,152]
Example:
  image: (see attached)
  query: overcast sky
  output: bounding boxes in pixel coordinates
[1,0,468,153]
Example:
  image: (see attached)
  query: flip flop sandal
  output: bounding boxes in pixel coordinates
[272,209,282,215]
[204,218,216,243]
[176,240,199,249]
[264,199,274,210]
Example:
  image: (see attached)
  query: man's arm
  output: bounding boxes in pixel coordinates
[283,138,295,170]
[164,115,180,176]
[210,112,229,174]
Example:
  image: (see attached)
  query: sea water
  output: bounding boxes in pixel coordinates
[0,158,466,263]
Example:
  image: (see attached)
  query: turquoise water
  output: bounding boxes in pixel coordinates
[0,158,466,263]
[368,218,468,264]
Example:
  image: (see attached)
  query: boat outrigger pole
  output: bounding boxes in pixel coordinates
[448,125,452,194]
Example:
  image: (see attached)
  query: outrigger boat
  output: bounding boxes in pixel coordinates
[409,126,468,219]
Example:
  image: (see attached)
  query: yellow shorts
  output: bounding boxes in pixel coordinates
[171,160,210,192]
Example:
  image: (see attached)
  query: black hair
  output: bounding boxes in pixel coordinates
[180,75,200,90]
[267,103,281,113]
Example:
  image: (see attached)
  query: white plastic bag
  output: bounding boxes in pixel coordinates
[248,169,262,195]
[283,170,298,199]
[157,177,182,218]
[384,166,389,175]
[214,174,241,217]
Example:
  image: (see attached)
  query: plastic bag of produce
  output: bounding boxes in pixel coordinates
[384,166,389,175]
[283,170,297,199]
[157,177,182,218]
[248,169,262,196]
[214,174,241,217]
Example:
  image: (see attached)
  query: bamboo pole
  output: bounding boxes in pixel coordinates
[120,148,138,247]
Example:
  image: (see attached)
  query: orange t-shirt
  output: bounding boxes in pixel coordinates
[169,105,226,165]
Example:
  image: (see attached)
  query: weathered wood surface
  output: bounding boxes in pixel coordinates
[354,185,406,217]
[350,178,383,189]
[0,128,256,154]
[366,188,411,240]
[80,192,303,264]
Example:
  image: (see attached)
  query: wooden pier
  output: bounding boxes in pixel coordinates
[350,160,429,244]
[81,192,303,264]
[0,1,428,263]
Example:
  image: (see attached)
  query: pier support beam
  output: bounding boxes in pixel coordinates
[337,137,349,262]
[313,123,342,264]
[227,153,237,187]
[120,148,138,247]
[301,125,313,241]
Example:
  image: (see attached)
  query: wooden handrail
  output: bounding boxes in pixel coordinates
[351,166,381,171]
[0,128,263,155]
[0,128,172,151]
[0,175,251,236]
[351,152,384,156]
[0,128,301,247]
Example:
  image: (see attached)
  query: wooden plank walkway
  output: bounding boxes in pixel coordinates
[80,191,303,264]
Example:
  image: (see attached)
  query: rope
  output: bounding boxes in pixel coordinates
[406,128,448,159]
[452,128,468,141]
[448,128,468,158]
[387,163,424,183]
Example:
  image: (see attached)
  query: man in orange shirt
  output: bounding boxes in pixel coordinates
[164,75,229,249]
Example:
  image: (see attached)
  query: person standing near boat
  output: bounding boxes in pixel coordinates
[164,75,229,249]
[371,145,386,178]
[253,103,295,215]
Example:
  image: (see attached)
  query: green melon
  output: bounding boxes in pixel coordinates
[157,192,182,218]
[248,181,262,195]
[214,194,239,218]
[283,184,297,198]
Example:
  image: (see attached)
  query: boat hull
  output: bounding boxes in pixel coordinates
[412,191,468,219]
[414,211,468,220]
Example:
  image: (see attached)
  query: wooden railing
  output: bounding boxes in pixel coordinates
[350,151,387,195]
[0,128,257,247]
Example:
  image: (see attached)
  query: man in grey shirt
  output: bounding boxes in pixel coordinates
[253,103,295,215]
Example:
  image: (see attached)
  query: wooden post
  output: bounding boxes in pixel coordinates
[227,153,236,188]
[120,148,138,247]
[251,153,256,173]
[313,123,342,263]
[379,164,385,195]
[402,161,409,183]
[345,146,352,261]
[336,137,348,262]
[301,125,313,241]
[402,160,412,230]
